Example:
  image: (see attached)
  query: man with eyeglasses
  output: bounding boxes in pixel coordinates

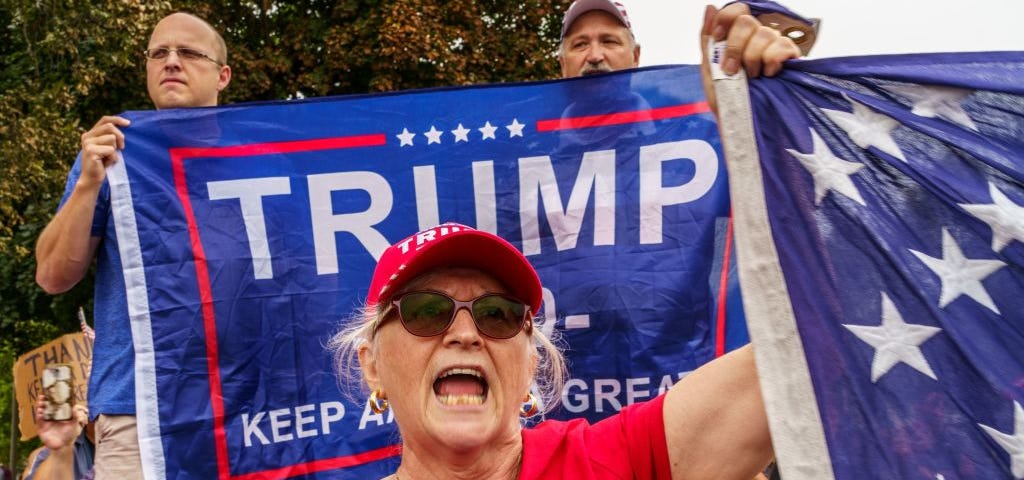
[34,12,230,479]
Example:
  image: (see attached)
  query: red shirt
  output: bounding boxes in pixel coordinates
[519,394,671,479]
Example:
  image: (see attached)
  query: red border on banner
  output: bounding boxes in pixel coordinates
[163,100,721,476]
[170,133,396,480]
[715,214,734,358]
[535,101,710,131]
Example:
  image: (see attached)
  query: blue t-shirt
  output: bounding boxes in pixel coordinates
[59,155,135,419]
[23,430,95,480]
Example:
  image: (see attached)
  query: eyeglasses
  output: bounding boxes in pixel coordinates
[143,47,223,66]
[383,291,530,339]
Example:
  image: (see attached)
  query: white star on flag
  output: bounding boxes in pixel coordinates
[960,182,1024,252]
[843,292,942,383]
[910,228,1005,313]
[883,84,978,131]
[979,401,1024,479]
[396,128,416,147]
[479,121,497,140]
[786,129,866,206]
[822,95,906,161]
[506,118,525,138]
[451,123,470,143]
[424,126,443,145]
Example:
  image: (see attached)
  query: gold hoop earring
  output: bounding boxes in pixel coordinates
[369,389,389,414]
[520,392,539,417]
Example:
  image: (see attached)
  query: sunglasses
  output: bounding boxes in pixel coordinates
[383,291,530,339]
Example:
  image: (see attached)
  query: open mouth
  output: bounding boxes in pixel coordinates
[433,367,488,406]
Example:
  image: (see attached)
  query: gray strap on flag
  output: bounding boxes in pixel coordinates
[709,40,835,480]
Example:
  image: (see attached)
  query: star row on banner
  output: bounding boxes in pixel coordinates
[395,119,527,147]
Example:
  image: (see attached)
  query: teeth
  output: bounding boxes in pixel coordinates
[438,367,483,379]
[438,394,485,406]
[434,368,488,404]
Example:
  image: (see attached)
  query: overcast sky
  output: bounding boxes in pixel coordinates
[625,0,1024,66]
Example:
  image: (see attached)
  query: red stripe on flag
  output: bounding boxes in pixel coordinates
[715,214,734,358]
[170,133,386,160]
[229,444,402,480]
[535,101,710,132]
[168,133,386,479]
[170,148,231,479]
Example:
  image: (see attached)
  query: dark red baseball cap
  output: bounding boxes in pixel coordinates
[366,223,542,316]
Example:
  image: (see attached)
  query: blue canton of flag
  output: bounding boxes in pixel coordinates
[728,52,1024,479]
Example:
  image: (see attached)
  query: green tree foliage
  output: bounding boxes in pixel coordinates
[189,0,566,100]
[0,0,567,470]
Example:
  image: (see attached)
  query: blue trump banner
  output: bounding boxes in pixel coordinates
[719,52,1024,479]
[106,65,744,479]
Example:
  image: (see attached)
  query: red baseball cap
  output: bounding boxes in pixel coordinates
[560,0,633,40]
[366,223,543,316]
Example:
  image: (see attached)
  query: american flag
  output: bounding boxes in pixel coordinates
[718,52,1024,479]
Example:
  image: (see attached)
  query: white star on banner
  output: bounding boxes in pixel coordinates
[479,121,497,140]
[979,401,1024,479]
[884,84,978,131]
[506,118,525,137]
[424,126,443,145]
[451,123,470,143]
[960,182,1024,252]
[786,129,866,206]
[843,292,942,383]
[396,128,416,147]
[910,228,1005,313]
[822,95,905,161]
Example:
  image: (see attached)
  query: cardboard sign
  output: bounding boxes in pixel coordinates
[13,333,92,440]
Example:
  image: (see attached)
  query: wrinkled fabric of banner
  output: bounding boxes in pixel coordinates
[108,65,743,479]
[726,52,1024,479]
